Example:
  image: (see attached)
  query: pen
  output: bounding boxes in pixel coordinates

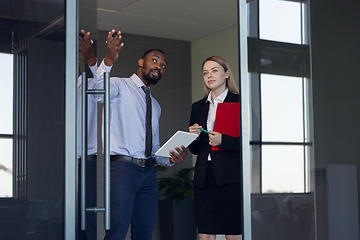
[199,128,209,134]
[193,124,210,134]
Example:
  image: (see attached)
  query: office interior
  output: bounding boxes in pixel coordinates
[0,0,360,239]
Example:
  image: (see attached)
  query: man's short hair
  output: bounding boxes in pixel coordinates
[142,49,165,59]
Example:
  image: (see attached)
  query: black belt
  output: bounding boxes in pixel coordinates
[78,155,97,163]
[110,155,156,168]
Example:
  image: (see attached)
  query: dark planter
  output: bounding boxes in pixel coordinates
[158,199,196,240]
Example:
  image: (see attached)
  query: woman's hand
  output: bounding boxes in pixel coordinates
[189,123,202,136]
[209,131,222,146]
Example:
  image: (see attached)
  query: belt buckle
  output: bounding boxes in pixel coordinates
[136,158,147,167]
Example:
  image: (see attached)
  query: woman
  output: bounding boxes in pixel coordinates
[188,56,242,240]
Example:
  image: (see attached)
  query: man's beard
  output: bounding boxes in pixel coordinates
[143,68,162,85]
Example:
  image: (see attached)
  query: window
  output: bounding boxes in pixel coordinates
[0,52,14,198]
[261,74,304,143]
[259,0,302,44]
[250,0,311,194]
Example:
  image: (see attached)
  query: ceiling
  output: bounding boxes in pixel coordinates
[0,0,238,42]
[95,0,238,42]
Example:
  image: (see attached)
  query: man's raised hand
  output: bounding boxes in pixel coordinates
[79,29,96,67]
[104,29,124,66]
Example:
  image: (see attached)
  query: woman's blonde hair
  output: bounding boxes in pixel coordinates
[202,56,239,98]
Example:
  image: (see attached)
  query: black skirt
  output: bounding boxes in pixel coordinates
[193,161,242,235]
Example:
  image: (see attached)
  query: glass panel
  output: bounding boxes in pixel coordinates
[303,77,310,143]
[259,0,302,44]
[261,74,304,142]
[246,0,315,239]
[0,53,13,134]
[251,146,261,193]
[0,139,13,198]
[0,0,66,239]
[262,145,304,193]
[251,192,315,239]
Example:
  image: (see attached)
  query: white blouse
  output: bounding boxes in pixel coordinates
[206,88,228,160]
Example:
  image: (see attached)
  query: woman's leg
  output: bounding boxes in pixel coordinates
[225,234,242,240]
[199,233,217,240]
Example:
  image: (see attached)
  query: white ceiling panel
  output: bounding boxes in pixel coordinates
[187,0,238,13]
[140,0,201,8]
[97,9,116,21]
[206,13,238,28]
[1,0,238,42]
[97,23,135,34]
[169,24,224,41]
[170,31,206,42]
[162,8,222,24]
[139,19,182,35]
[119,1,181,18]
[176,22,224,38]
[127,28,175,40]
[96,0,238,42]
[99,12,157,28]
[97,0,139,12]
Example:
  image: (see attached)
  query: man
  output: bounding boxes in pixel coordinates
[82,29,188,240]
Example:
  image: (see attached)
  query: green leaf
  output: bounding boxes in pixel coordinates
[156,166,195,204]
[155,165,168,172]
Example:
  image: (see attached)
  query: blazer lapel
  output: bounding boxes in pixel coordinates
[199,100,210,130]
[224,91,239,103]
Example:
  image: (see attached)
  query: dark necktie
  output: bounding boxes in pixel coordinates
[142,86,152,158]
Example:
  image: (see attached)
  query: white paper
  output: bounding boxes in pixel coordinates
[155,131,198,157]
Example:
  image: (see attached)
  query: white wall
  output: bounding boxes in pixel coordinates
[191,26,239,103]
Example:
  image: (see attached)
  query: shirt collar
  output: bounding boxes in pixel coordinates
[131,73,150,90]
[206,88,228,104]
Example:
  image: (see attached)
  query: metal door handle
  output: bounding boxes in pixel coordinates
[103,72,110,230]
[81,72,87,231]
[81,72,110,230]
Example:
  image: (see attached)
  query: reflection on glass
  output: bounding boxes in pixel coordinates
[251,192,315,240]
[0,53,13,134]
[259,0,302,44]
[0,139,13,198]
[0,0,66,238]
[261,74,304,142]
[262,145,304,193]
[248,0,314,239]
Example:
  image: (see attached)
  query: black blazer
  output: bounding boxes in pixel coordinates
[189,91,241,189]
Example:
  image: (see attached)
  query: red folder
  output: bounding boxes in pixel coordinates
[212,103,240,151]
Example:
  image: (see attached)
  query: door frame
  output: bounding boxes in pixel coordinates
[65,0,78,238]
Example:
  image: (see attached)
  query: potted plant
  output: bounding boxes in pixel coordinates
[156,165,196,240]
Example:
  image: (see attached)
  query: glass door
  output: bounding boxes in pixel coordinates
[0,0,77,239]
[239,0,315,239]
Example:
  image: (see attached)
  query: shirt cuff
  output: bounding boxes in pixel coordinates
[88,59,98,70]
[100,58,113,72]
[97,59,113,80]
[155,156,174,166]
[162,157,174,167]
[88,60,98,78]
[167,158,175,166]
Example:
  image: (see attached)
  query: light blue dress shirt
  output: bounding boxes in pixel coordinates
[96,59,172,166]
[77,64,98,159]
